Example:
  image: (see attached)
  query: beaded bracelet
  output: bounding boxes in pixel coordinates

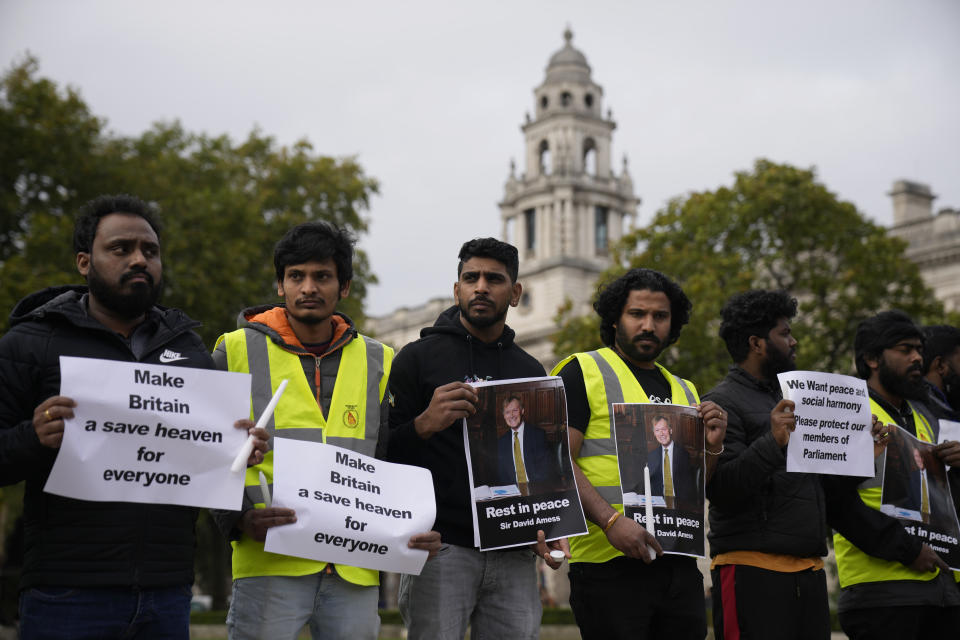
[705,444,725,456]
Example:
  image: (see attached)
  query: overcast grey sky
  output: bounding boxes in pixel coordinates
[3,0,958,316]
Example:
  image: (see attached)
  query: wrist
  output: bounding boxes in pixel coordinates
[705,443,724,456]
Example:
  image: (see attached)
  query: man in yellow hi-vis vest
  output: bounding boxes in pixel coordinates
[551,268,727,640]
[212,222,440,640]
[836,310,960,638]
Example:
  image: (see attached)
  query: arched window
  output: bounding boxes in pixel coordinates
[561,91,572,107]
[583,138,597,176]
[585,93,594,108]
[539,140,551,176]
[540,95,549,110]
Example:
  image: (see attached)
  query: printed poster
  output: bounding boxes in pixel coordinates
[463,376,587,551]
[612,403,705,557]
[879,426,960,570]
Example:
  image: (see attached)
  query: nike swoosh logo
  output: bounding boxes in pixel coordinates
[159,353,188,363]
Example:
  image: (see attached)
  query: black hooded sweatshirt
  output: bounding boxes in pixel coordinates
[386,306,545,547]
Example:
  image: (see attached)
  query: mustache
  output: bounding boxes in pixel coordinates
[907,363,923,374]
[633,332,661,346]
[469,296,492,306]
[121,268,154,285]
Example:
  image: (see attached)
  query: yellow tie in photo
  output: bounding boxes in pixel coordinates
[921,473,930,515]
[513,431,528,484]
[663,450,674,498]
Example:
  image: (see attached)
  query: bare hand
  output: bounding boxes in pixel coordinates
[604,515,662,563]
[908,543,950,574]
[935,440,960,467]
[233,419,269,467]
[240,507,297,542]
[770,399,796,448]
[407,530,442,560]
[872,416,893,458]
[414,382,478,439]
[698,401,727,453]
[532,529,570,570]
[33,396,77,449]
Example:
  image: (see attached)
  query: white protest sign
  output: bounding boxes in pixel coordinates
[265,438,436,575]
[778,370,873,476]
[45,356,251,509]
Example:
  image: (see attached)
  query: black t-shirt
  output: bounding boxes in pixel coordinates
[558,351,674,433]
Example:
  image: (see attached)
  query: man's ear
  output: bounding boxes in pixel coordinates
[863,353,880,372]
[509,281,522,307]
[277,280,284,297]
[748,335,764,355]
[453,281,461,304]
[76,252,90,277]
[339,280,352,300]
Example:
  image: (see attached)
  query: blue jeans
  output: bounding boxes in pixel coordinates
[399,543,541,640]
[19,584,192,640]
[226,572,379,640]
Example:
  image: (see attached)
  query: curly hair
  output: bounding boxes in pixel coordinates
[718,289,798,362]
[274,221,355,287]
[457,238,519,283]
[594,268,691,347]
[854,310,923,379]
[73,194,161,254]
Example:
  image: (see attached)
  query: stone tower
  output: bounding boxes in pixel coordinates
[500,28,639,367]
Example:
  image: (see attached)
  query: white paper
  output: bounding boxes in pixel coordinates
[939,419,960,445]
[778,370,873,476]
[45,356,251,509]
[265,439,436,575]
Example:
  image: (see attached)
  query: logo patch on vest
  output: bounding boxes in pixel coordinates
[343,406,360,428]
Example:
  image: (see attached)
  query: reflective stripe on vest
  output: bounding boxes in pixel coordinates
[551,348,699,564]
[834,399,940,588]
[220,327,393,586]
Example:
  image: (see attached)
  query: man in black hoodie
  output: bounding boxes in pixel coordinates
[0,195,266,639]
[387,238,564,640]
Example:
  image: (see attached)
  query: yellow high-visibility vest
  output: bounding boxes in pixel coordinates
[220,327,393,585]
[551,348,698,564]
[833,399,943,588]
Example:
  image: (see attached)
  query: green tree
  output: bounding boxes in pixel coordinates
[555,159,943,390]
[0,58,379,345]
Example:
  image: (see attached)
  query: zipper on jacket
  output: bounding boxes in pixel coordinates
[314,355,323,414]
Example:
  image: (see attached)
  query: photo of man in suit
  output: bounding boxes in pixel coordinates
[497,395,554,485]
[906,447,933,523]
[646,414,696,505]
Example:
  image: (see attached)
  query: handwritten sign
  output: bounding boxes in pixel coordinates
[778,370,873,476]
[45,356,251,509]
[265,439,436,575]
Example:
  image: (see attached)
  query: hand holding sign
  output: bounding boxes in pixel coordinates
[770,399,797,448]
[33,396,77,448]
[605,514,662,563]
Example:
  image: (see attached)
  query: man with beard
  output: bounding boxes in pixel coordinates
[387,238,566,640]
[211,222,439,640]
[706,291,921,640]
[834,310,960,639]
[551,268,727,640]
[0,194,267,638]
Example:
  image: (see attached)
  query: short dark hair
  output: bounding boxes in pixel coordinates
[853,310,923,379]
[73,194,161,254]
[502,395,523,409]
[274,221,354,287]
[457,238,519,283]
[594,268,691,348]
[718,289,798,363]
[921,325,960,373]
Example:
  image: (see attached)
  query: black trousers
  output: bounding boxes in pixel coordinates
[839,603,960,640]
[711,564,830,640]
[569,555,706,640]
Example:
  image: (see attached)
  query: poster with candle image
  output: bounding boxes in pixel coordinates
[612,403,705,557]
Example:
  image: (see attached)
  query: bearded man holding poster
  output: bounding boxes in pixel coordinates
[552,268,727,640]
[834,310,960,639]
[705,290,921,640]
[0,195,267,639]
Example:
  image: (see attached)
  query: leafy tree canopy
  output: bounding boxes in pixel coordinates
[0,56,379,345]
[554,159,943,390]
